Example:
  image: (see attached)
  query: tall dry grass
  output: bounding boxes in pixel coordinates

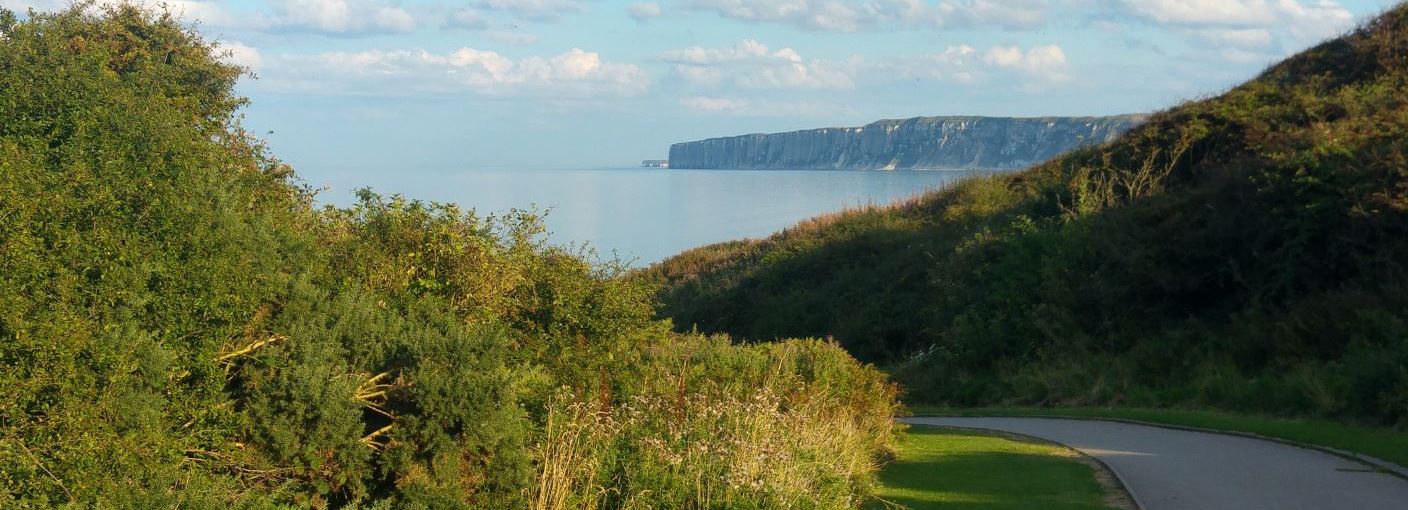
[530,335,901,510]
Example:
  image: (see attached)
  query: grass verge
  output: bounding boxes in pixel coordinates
[869,425,1119,510]
[909,406,1408,471]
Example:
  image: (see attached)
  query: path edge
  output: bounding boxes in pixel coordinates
[908,413,1408,481]
[902,420,1145,510]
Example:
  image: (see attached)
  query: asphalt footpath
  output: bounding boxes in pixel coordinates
[905,416,1408,510]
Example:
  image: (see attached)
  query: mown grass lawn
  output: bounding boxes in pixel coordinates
[910,406,1408,469]
[870,426,1118,510]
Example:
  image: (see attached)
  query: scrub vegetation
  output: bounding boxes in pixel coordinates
[0,5,899,508]
[653,5,1408,429]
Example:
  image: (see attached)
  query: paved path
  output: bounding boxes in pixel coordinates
[906,417,1408,510]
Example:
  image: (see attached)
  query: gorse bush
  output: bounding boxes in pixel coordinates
[0,5,898,508]
[1,4,315,504]
[652,6,1408,427]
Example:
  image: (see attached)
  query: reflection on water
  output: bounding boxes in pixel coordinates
[358,168,992,265]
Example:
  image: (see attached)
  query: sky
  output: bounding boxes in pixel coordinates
[4,0,1403,197]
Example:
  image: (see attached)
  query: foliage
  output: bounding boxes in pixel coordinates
[0,4,312,505]
[531,335,901,510]
[0,4,898,508]
[650,5,1408,428]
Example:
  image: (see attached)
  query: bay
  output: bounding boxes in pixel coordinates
[333,167,991,265]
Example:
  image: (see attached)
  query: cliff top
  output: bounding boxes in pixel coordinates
[672,113,1149,146]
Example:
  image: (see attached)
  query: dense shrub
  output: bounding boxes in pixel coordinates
[532,335,900,510]
[0,5,899,508]
[0,4,314,504]
[651,6,1408,427]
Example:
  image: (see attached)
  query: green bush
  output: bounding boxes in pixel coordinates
[0,4,900,507]
[0,4,312,504]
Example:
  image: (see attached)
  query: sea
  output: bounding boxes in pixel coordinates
[326,167,993,266]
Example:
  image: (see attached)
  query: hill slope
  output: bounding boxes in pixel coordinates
[650,5,1408,427]
[668,115,1145,170]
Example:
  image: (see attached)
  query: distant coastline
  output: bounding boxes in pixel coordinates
[668,114,1146,171]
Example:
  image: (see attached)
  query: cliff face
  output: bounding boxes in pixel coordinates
[668,115,1146,170]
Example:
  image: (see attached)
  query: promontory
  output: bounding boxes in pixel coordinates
[668,114,1146,170]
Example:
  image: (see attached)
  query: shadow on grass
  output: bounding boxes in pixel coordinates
[868,426,1114,510]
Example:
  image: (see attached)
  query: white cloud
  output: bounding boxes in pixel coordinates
[1119,0,1352,44]
[218,41,263,71]
[445,9,490,30]
[160,0,248,26]
[679,95,851,117]
[1,0,418,35]
[1196,28,1274,48]
[860,43,1065,88]
[877,44,981,82]
[674,65,724,85]
[472,0,586,20]
[265,0,416,34]
[442,7,555,39]
[680,96,748,112]
[983,44,1069,83]
[1274,0,1354,45]
[931,44,977,63]
[677,0,1353,56]
[262,47,648,98]
[686,0,916,31]
[629,2,662,20]
[1219,48,1272,63]
[664,39,854,90]
[1120,0,1281,25]
[662,38,797,65]
[665,39,1072,94]
[684,0,1049,32]
[1113,0,1352,65]
[961,0,1047,28]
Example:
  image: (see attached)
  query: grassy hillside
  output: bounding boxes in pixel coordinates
[651,5,1408,428]
[0,6,899,507]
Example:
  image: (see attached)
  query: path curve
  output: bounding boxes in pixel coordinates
[905,416,1408,510]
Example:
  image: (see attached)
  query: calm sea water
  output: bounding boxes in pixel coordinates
[354,168,990,265]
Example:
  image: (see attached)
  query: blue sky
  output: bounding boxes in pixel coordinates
[5,0,1402,196]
